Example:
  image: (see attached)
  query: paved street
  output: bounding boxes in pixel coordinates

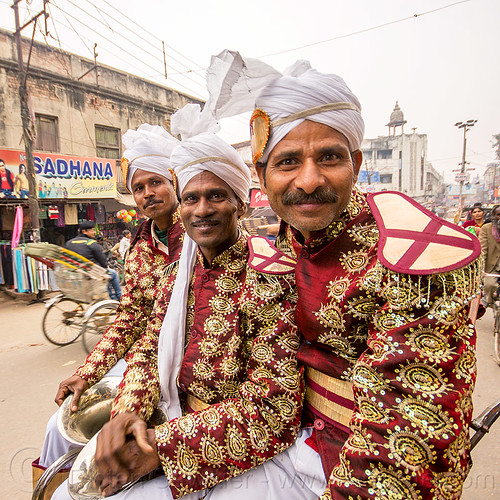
[0,293,499,499]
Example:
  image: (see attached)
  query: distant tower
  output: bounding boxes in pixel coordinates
[386,101,407,136]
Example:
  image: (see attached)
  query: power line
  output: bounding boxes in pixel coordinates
[79,0,208,86]
[98,0,205,72]
[258,0,472,58]
[49,1,205,98]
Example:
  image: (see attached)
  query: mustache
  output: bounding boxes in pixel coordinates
[282,189,339,206]
[144,198,162,208]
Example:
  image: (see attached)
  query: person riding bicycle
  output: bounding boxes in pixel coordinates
[479,204,500,307]
[65,221,122,301]
[111,229,132,260]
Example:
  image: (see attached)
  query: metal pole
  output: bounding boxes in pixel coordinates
[459,126,467,208]
[12,0,40,242]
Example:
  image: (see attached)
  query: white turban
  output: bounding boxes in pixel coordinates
[205,49,365,161]
[122,124,179,192]
[157,103,250,421]
[170,103,251,203]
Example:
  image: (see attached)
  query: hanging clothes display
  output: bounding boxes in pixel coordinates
[86,203,95,221]
[64,204,78,225]
[0,243,54,293]
[48,205,59,220]
[11,206,24,248]
[95,204,106,225]
[57,203,65,227]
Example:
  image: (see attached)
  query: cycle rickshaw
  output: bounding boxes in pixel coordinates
[25,243,119,354]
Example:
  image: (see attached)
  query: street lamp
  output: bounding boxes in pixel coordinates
[454,119,477,208]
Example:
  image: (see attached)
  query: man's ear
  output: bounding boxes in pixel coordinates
[254,163,267,194]
[351,150,363,182]
[237,199,246,218]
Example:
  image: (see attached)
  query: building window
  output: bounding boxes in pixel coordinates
[380,174,393,184]
[377,149,392,160]
[35,114,59,152]
[95,125,120,159]
[362,150,372,160]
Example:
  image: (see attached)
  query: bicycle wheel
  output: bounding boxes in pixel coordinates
[42,298,85,346]
[81,301,119,354]
[495,307,500,365]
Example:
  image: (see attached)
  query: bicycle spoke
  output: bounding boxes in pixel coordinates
[81,302,118,354]
[43,298,84,346]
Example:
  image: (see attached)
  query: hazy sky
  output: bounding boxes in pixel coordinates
[1,0,498,183]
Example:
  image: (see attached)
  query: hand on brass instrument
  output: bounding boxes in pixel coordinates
[55,375,89,411]
[94,412,160,497]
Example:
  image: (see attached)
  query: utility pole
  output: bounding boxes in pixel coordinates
[454,119,477,209]
[11,0,49,243]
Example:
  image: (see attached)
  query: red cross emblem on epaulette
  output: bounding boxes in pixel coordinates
[368,191,481,275]
[248,236,296,275]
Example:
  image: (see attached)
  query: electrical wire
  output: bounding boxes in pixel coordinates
[75,0,208,91]
[257,0,473,58]
[49,0,205,98]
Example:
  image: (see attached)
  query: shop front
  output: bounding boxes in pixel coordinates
[0,148,139,293]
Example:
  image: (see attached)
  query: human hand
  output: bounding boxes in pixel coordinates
[94,413,159,497]
[54,375,89,411]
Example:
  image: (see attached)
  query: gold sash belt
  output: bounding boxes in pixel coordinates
[186,394,210,412]
[305,367,354,430]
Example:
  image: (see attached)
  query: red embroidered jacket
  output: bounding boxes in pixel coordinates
[112,234,303,498]
[75,216,184,385]
[278,190,482,500]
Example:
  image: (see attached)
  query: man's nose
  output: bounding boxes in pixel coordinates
[194,197,214,217]
[293,160,326,194]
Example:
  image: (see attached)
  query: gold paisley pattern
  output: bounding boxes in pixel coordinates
[201,435,225,466]
[145,234,302,497]
[433,471,466,500]
[344,426,377,455]
[176,443,199,477]
[396,363,452,397]
[352,363,390,392]
[356,397,391,424]
[397,398,453,438]
[387,429,434,472]
[316,303,345,331]
[408,327,455,363]
[382,280,422,310]
[327,277,351,301]
[280,190,479,499]
[340,250,370,274]
[346,295,379,319]
[367,465,421,500]
[225,426,247,461]
[348,223,379,246]
[78,220,183,388]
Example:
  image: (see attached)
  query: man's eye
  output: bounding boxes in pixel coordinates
[275,158,297,169]
[133,186,143,192]
[322,153,341,162]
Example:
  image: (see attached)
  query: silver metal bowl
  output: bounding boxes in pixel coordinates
[57,377,122,446]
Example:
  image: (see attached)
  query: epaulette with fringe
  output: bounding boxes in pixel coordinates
[367,191,481,275]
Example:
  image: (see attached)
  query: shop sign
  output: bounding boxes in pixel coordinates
[454,173,469,183]
[0,148,117,199]
[250,189,270,207]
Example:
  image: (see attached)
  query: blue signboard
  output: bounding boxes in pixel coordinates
[358,170,380,183]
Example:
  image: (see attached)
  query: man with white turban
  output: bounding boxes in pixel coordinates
[51,104,304,500]
[33,124,184,497]
[196,50,483,500]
